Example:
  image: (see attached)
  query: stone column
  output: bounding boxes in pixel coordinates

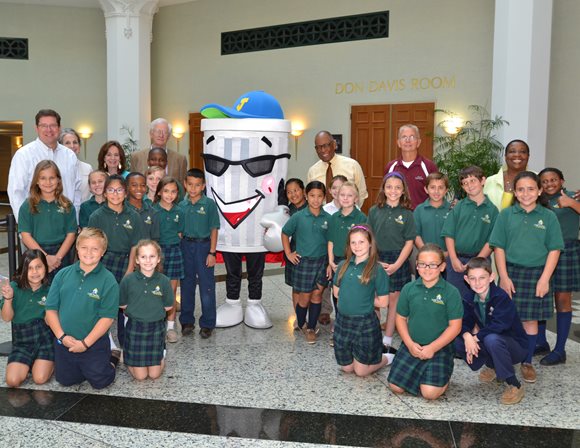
[99,0,159,149]
[491,0,553,171]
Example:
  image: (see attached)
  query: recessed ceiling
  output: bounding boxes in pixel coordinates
[0,0,193,8]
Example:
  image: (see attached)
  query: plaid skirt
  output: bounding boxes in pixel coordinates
[284,255,295,287]
[388,343,454,396]
[334,312,382,366]
[102,250,129,283]
[8,319,55,366]
[379,250,411,292]
[553,240,580,293]
[292,256,329,292]
[123,319,166,367]
[506,262,553,321]
[161,243,184,280]
[43,242,72,283]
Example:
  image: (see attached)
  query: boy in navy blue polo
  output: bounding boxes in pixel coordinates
[45,228,119,389]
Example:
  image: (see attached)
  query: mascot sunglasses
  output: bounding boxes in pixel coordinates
[202,153,290,178]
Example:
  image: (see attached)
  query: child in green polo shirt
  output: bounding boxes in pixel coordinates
[333,225,391,375]
[1,250,53,387]
[18,160,77,281]
[79,170,107,228]
[490,171,564,383]
[442,166,498,298]
[414,172,451,253]
[367,171,416,353]
[282,180,331,345]
[388,243,463,399]
[179,168,220,339]
[536,168,580,366]
[120,240,174,380]
[145,166,165,205]
[45,228,120,389]
[153,176,184,343]
[125,172,160,241]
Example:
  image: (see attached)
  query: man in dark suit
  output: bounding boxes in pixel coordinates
[130,118,188,183]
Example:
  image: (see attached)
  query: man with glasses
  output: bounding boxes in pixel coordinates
[130,118,188,182]
[8,109,81,222]
[384,124,438,210]
[306,130,368,207]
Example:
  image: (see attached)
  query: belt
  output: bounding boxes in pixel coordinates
[183,236,210,242]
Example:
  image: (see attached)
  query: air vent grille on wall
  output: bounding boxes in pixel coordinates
[0,38,28,60]
[221,11,389,55]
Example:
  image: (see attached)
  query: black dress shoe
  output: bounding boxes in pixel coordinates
[200,327,213,339]
[181,323,195,336]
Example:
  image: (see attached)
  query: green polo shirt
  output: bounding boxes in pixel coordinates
[282,207,330,258]
[119,271,174,322]
[489,203,564,267]
[88,205,143,253]
[367,204,416,252]
[45,262,119,340]
[179,195,220,239]
[441,196,498,255]
[414,199,451,249]
[126,201,160,241]
[397,277,463,345]
[18,199,77,245]
[289,202,307,216]
[474,291,490,326]
[334,259,389,315]
[546,189,579,241]
[1,282,50,324]
[327,208,367,258]
[79,196,104,228]
[153,203,184,245]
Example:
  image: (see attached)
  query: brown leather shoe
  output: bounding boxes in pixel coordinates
[479,367,496,383]
[318,313,331,325]
[501,384,525,405]
[305,329,317,344]
[520,363,537,383]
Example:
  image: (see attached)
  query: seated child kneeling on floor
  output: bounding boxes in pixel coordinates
[388,243,463,400]
[120,240,174,380]
[455,257,528,405]
[45,228,120,390]
[332,225,392,376]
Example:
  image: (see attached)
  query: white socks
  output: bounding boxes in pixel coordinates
[167,320,175,330]
[383,335,393,346]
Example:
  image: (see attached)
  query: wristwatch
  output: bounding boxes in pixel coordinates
[209,252,217,256]
[57,333,67,345]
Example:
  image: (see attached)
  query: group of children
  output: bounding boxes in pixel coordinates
[1,154,220,389]
[281,164,578,405]
[1,151,578,405]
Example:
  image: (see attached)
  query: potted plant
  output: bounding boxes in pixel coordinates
[434,105,508,199]
[120,125,139,170]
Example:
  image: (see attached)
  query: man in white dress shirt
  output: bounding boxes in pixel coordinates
[8,109,81,222]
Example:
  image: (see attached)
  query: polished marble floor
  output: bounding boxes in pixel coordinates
[0,259,579,447]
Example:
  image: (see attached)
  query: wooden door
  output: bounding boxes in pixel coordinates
[188,112,204,169]
[350,102,435,214]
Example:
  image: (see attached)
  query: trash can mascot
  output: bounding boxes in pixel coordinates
[200,91,291,328]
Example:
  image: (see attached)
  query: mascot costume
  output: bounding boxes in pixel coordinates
[200,91,290,329]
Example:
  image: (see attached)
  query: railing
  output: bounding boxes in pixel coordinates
[0,213,19,278]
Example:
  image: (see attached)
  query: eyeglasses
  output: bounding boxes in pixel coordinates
[314,141,334,151]
[202,153,290,178]
[399,135,418,142]
[152,130,168,136]
[416,262,444,270]
[106,187,125,194]
[38,124,59,130]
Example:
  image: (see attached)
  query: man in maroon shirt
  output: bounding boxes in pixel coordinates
[384,124,438,209]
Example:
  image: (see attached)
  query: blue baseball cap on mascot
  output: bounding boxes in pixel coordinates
[201,90,284,119]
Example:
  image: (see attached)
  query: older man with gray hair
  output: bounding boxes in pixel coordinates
[130,118,188,182]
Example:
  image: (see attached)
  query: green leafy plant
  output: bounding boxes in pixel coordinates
[120,125,139,169]
[434,105,508,199]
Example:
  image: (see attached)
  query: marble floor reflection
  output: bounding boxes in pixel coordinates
[0,264,579,447]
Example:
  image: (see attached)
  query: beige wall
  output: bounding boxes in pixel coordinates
[151,0,495,179]
[0,4,106,168]
[547,0,580,187]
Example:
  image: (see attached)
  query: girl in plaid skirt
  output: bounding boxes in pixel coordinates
[153,177,184,343]
[1,250,53,387]
[536,168,580,366]
[489,172,564,383]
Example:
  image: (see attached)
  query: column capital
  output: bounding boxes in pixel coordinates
[99,0,159,19]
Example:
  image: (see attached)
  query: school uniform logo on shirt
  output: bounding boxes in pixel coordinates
[488,306,494,318]
[37,296,47,306]
[321,221,328,230]
[534,219,546,230]
[395,215,404,225]
[431,294,444,305]
[173,214,180,223]
[57,206,66,214]
[145,215,152,225]
[123,220,133,230]
[87,288,101,300]
[152,285,163,296]
[481,214,491,224]
[197,207,206,215]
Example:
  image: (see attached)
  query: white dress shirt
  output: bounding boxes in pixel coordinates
[77,159,93,202]
[8,138,81,222]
